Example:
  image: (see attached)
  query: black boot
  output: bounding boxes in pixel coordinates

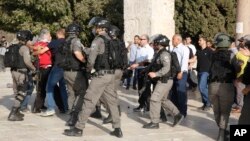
[143,122,159,129]
[66,111,78,126]
[90,106,102,119]
[8,107,24,121]
[63,127,83,137]
[217,128,225,141]
[16,108,24,118]
[110,128,123,138]
[103,114,112,124]
[160,108,167,122]
[173,113,184,127]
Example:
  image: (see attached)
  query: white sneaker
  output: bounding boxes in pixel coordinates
[40,110,55,117]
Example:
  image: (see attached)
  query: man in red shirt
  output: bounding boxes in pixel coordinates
[32,29,52,113]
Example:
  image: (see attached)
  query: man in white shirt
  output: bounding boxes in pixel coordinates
[130,34,154,112]
[171,34,190,117]
[184,36,198,90]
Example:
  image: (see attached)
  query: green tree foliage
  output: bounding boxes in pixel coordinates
[0,0,123,45]
[175,0,236,42]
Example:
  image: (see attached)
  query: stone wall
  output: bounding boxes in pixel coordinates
[124,0,175,42]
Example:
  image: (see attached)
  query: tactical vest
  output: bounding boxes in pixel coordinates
[4,44,26,69]
[94,35,112,71]
[149,49,171,82]
[209,50,236,83]
[57,37,85,70]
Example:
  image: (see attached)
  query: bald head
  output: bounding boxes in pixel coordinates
[172,34,182,47]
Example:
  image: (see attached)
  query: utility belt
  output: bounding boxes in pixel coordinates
[11,68,28,74]
[97,70,115,75]
[92,70,115,77]
[160,77,173,83]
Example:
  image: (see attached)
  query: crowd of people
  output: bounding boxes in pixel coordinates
[1,16,250,141]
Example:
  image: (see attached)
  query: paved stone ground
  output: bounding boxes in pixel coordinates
[0,69,240,141]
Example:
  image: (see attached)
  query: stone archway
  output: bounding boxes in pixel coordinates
[124,0,175,42]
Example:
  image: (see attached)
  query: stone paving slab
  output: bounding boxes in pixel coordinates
[0,69,240,141]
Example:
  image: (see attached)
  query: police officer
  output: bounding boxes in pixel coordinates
[63,17,123,138]
[60,23,88,126]
[142,34,184,129]
[102,25,126,124]
[7,30,36,121]
[209,33,235,141]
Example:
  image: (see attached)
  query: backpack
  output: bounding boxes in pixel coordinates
[209,50,235,82]
[167,49,181,77]
[4,43,25,68]
[99,35,128,69]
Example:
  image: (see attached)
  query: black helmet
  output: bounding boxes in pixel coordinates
[16,30,33,42]
[108,25,120,37]
[214,33,232,48]
[153,34,170,47]
[88,17,110,29]
[66,23,82,34]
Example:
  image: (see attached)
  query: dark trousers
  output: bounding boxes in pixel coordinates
[171,72,188,117]
[33,67,51,111]
[133,69,138,88]
[138,68,151,109]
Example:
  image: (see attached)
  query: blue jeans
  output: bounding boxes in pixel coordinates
[171,72,188,117]
[198,72,210,106]
[46,66,68,111]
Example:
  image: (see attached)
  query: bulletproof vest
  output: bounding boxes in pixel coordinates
[209,50,236,83]
[56,37,85,70]
[94,35,112,71]
[4,44,26,69]
[149,49,171,82]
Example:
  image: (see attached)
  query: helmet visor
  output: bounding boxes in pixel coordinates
[88,17,102,27]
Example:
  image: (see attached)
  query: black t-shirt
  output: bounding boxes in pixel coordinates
[196,47,213,72]
[48,38,65,65]
[187,47,194,59]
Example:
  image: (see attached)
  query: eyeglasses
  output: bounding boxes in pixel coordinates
[140,38,146,40]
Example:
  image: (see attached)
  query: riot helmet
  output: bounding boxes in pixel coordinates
[153,34,170,47]
[108,25,120,38]
[16,30,33,42]
[88,17,110,29]
[214,33,232,48]
[66,23,82,34]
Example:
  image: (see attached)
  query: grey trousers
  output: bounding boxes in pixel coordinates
[64,71,88,111]
[209,82,234,129]
[150,80,180,123]
[76,73,121,129]
[238,93,250,124]
[11,70,29,107]
[235,82,245,108]
[100,69,123,113]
